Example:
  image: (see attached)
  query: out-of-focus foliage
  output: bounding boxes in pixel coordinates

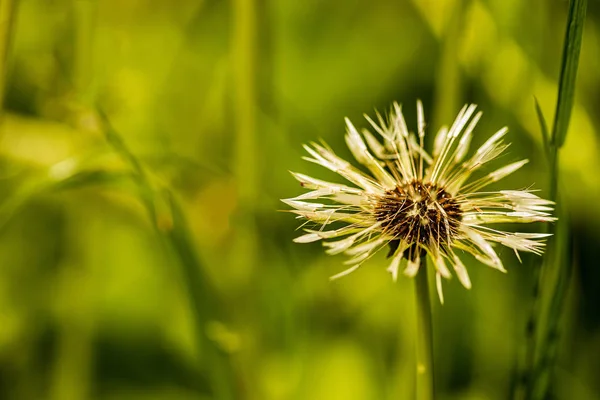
[0,0,599,399]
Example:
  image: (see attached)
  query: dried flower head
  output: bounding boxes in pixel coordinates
[283,101,554,302]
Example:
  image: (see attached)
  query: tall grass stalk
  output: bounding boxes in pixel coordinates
[0,0,17,123]
[414,261,434,400]
[49,3,98,399]
[231,0,259,283]
[72,0,96,102]
[519,0,587,398]
[511,99,550,400]
[99,112,238,400]
[432,0,466,129]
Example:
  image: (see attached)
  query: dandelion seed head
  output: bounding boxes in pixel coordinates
[374,181,462,258]
[283,101,555,301]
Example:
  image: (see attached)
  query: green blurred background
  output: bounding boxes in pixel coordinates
[0,0,599,399]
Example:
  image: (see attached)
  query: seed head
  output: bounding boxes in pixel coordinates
[282,101,555,302]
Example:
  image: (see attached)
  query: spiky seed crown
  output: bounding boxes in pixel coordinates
[282,101,555,302]
[374,180,462,261]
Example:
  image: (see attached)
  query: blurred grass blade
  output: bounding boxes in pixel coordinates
[432,0,466,128]
[532,204,573,400]
[0,178,43,234]
[0,0,17,122]
[96,108,159,223]
[162,190,236,398]
[72,0,96,102]
[0,159,129,235]
[163,190,237,399]
[96,111,237,399]
[49,169,131,191]
[551,0,587,148]
[525,1,587,399]
[97,109,146,178]
[230,0,259,285]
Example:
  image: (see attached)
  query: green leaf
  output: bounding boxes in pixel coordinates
[551,0,587,148]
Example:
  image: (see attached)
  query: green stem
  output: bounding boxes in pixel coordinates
[0,0,17,123]
[524,0,586,398]
[98,112,237,400]
[525,149,559,392]
[432,0,465,129]
[231,0,258,284]
[71,0,96,103]
[415,261,434,400]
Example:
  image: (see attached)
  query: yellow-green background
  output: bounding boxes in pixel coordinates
[0,0,599,399]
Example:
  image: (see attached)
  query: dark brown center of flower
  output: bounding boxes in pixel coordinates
[374,180,462,258]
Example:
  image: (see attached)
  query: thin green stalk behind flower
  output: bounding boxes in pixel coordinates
[522,1,587,398]
[511,98,553,400]
[431,0,466,130]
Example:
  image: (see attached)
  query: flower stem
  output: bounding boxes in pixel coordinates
[415,261,435,400]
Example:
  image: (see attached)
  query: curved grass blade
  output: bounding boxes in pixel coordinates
[96,109,238,399]
[551,0,587,148]
[519,1,588,399]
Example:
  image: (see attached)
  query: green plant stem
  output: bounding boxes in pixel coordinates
[231,0,258,284]
[531,202,571,400]
[415,262,434,400]
[0,0,17,123]
[523,0,586,398]
[529,145,559,373]
[71,0,96,103]
[98,112,237,400]
[513,109,563,400]
[49,5,97,399]
[551,0,587,148]
[432,0,465,129]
